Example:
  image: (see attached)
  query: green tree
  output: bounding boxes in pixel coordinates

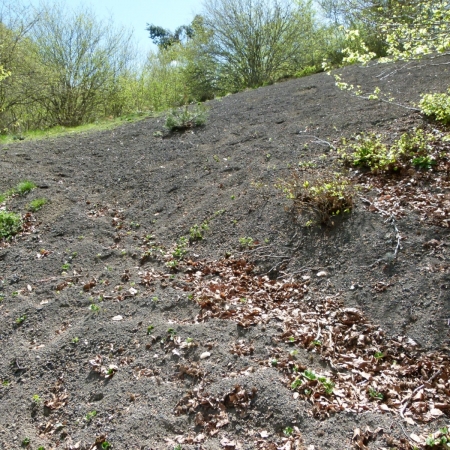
[31,3,135,127]
[201,0,319,89]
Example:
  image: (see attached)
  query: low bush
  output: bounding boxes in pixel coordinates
[0,211,22,239]
[165,103,207,131]
[420,89,450,125]
[279,168,355,226]
[338,129,440,173]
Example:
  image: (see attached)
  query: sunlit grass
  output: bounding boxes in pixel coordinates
[0,112,156,145]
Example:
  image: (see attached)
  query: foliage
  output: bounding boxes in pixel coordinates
[165,103,208,131]
[279,167,355,226]
[201,0,325,89]
[0,210,22,239]
[16,180,36,195]
[338,129,441,172]
[420,89,450,125]
[28,198,47,212]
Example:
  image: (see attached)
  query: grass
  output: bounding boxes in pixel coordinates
[16,180,36,195]
[28,198,47,212]
[0,112,154,145]
[0,210,22,239]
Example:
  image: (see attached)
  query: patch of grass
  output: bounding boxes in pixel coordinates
[165,103,207,131]
[279,168,355,226]
[28,198,47,212]
[16,180,36,195]
[0,210,22,239]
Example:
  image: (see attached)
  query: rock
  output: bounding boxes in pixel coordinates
[200,351,211,360]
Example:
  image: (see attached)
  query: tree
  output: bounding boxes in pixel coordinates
[146,23,194,49]
[31,3,135,126]
[201,0,318,89]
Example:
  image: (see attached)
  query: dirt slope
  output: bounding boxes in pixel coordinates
[0,54,449,450]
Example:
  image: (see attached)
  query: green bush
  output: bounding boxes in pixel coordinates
[165,103,207,131]
[420,89,450,125]
[279,168,355,226]
[338,129,438,172]
[0,211,22,239]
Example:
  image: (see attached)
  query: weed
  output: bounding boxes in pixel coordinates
[420,89,450,124]
[374,351,384,360]
[172,237,188,260]
[2,380,10,386]
[61,263,70,271]
[16,180,36,195]
[186,337,194,343]
[167,328,176,338]
[280,168,355,226]
[291,377,302,389]
[102,443,111,450]
[89,304,100,312]
[15,315,26,325]
[32,394,41,404]
[0,210,22,239]
[271,358,278,367]
[231,195,235,200]
[283,426,294,437]
[174,445,182,450]
[239,237,254,248]
[147,325,154,334]
[189,222,209,241]
[28,198,47,212]
[368,387,384,400]
[165,103,207,131]
[72,337,79,344]
[21,437,30,447]
[37,447,45,450]
[85,410,97,422]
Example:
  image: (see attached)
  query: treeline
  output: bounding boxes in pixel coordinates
[0,0,447,134]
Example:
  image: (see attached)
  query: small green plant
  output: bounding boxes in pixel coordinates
[167,328,176,337]
[374,351,384,360]
[72,337,79,344]
[102,442,111,450]
[291,377,302,389]
[368,387,384,400]
[147,325,154,334]
[16,180,36,195]
[21,437,30,447]
[85,410,97,422]
[270,358,278,367]
[15,315,26,325]
[61,263,70,271]
[28,198,47,212]
[37,447,45,450]
[32,394,41,404]
[172,237,188,260]
[239,236,254,248]
[165,103,207,131]
[186,337,194,343]
[89,303,100,312]
[283,426,294,437]
[174,445,182,450]
[279,168,355,226]
[189,221,209,241]
[420,89,450,124]
[2,380,10,386]
[0,210,22,239]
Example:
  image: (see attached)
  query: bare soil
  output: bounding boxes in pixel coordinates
[0,54,449,450]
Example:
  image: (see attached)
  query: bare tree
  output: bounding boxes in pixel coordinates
[31,3,136,126]
[202,0,316,88]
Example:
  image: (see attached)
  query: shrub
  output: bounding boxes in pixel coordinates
[165,103,207,131]
[0,211,22,239]
[419,89,450,125]
[280,168,355,226]
[338,129,438,173]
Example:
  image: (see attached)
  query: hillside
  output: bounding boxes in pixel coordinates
[0,54,449,450]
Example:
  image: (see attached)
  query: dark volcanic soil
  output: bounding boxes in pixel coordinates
[0,55,449,450]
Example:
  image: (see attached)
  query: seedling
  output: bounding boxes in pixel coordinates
[368,387,384,400]
[239,237,254,248]
[283,427,294,437]
[89,304,100,312]
[32,394,41,404]
[21,437,30,446]
[374,351,384,360]
[61,263,70,271]
[102,442,111,450]
[151,296,158,303]
[72,337,79,344]
[311,340,322,346]
[28,198,47,212]
[288,336,295,343]
[147,325,154,334]
[15,315,26,325]
[2,380,10,386]
[290,349,299,357]
[291,377,302,389]
[167,328,176,338]
[186,337,193,343]
[85,410,97,422]
[270,358,278,367]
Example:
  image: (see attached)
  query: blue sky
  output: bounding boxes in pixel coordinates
[30,0,205,53]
